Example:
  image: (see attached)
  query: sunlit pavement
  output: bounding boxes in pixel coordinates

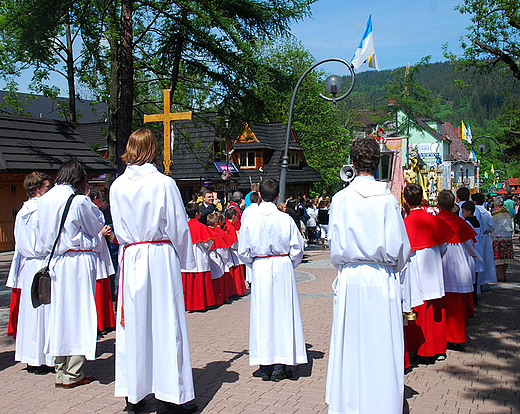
[0,242,518,413]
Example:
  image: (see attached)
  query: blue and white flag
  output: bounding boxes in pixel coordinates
[466,122,473,144]
[352,14,380,71]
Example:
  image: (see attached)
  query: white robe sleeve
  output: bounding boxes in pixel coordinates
[238,226,253,266]
[6,250,22,289]
[462,239,481,262]
[289,220,304,269]
[164,179,196,271]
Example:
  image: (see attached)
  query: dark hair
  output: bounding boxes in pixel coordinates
[250,191,259,204]
[350,137,380,175]
[259,178,279,203]
[186,203,200,219]
[286,199,297,210]
[55,159,87,191]
[461,200,475,214]
[225,208,237,220]
[23,171,51,198]
[456,187,470,201]
[89,186,101,202]
[206,212,219,227]
[404,183,423,207]
[437,189,455,211]
[471,192,485,205]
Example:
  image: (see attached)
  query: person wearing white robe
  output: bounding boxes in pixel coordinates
[110,129,197,414]
[326,138,411,414]
[7,172,54,371]
[238,178,307,382]
[472,193,497,292]
[38,160,106,388]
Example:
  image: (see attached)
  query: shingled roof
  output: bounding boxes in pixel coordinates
[0,114,116,173]
[443,121,470,161]
[169,114,322,188]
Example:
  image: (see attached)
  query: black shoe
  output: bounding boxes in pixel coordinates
[26,365,38,373]
[271,370,287,382]
[124,397,146,413]
[156,400,198,414]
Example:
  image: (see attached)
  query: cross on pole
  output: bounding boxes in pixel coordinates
[143,89,192,175]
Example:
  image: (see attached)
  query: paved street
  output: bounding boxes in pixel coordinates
[0,244,518,414]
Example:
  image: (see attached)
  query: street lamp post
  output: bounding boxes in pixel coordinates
[471,135,511,195]
[279,58,356,202]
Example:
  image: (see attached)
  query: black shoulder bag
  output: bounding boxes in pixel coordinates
[31,194,76,308]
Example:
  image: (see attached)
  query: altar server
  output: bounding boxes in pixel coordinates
[38,160,106,388]
[7,172,54,373]
[436,190,478,351]
[471,193,497,292]
[403,183,454,362]
[110,129,197,414]
[223,208,246,297]
[207,212,231,305]
[326,137,411,414]
[238,178,307,382]
[181,203,216,311]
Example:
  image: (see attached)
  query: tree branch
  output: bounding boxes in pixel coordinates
[474,39,520,80]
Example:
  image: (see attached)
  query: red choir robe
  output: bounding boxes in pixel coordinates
[182,218,216,311]
[223,220,246,297]
[210,226,233,305]
[403,209,455,358]
[7,288,21,338]
[437,210,478,344]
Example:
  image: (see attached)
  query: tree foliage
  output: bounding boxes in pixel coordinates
[444,0,520,80]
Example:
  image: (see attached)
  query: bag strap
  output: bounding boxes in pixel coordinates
[45,193,76,269]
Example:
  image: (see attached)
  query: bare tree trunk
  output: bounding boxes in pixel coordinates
[117,0,133,173]
[65,22,77,126]
[105,10,120,189]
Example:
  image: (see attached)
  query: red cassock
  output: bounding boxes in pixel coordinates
[212,226,235,302]
[404,209,454,357]
[223,220,246,297]
[95,278,116,332]
[182,219,216,311]
[7,288,21,338]
[437,210,478,344]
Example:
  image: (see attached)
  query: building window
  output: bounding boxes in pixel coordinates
[239,151,256,168]
[289,152,300,166]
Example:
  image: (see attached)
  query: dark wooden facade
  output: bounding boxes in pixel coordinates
[0,115,116,251]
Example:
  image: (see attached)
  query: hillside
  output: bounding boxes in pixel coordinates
[349,61,520,132]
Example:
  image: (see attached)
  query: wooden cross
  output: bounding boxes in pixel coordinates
[143,89,192,175]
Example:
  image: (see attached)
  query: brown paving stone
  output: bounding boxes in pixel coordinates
[0,243,519,413]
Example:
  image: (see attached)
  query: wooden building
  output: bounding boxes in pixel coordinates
[169,113,322,203]
[0,115,116,251]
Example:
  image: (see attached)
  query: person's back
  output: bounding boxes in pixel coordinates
[110,129,197,414]
[238,178,307,382]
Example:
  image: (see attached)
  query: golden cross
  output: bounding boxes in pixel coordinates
[143,89,192,175]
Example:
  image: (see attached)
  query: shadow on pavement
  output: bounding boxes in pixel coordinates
[193,349,245,412]
[87,336,115,385]
[292,343,325,379]
[0,350,16,371]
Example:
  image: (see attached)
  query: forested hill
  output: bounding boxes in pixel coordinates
[351,61,520,131]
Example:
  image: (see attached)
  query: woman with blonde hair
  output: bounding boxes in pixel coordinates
[110,128,198,414]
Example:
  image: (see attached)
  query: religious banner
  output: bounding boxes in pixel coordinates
[386,137,405,204]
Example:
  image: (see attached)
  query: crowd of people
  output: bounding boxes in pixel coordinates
[4,130,517,414]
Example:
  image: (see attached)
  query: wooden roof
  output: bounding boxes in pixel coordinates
[169,114,322,187]
[0,115,116,173]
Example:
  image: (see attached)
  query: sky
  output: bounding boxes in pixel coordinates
[4,0,473,97]
[290,0,473,76]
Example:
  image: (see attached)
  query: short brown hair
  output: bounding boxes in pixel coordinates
[24,172,51,198]
[259,178,279,202]
[404,183,423,207]
[206,212,219,227]
[350,137,380,175]
[121,128,158,166]
[437,189,455,211]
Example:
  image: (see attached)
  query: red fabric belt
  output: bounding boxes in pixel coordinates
[67,249,93,252]
[120,240,171,327]
[254,254,289,259]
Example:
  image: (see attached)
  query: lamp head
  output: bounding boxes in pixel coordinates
[325,75,343,97]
